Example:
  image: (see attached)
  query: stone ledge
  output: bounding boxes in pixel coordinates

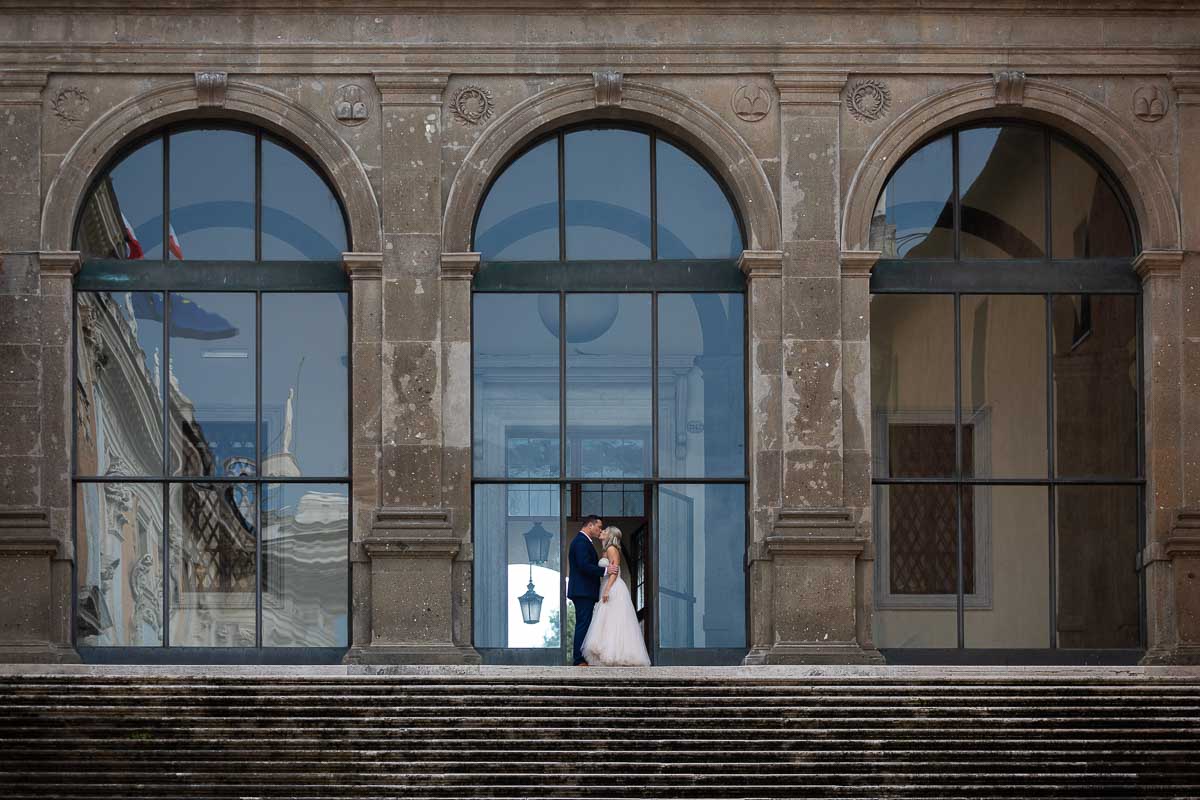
[0,644,80,665]
[343,644,481,666]
[364,507,460,559]
[0,509,62,558]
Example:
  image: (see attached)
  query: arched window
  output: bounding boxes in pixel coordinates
[868,122,1142,658]
[470,125,748,665]
[73,124,351,658]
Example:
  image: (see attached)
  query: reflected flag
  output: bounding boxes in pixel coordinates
[131,294,239,340]
[120,212,144,260]
[167,224,184,260]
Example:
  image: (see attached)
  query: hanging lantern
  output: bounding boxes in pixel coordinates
[518,579,544,625]
[522,521,554,565]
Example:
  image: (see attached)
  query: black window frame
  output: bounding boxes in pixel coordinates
[70,122,352,665]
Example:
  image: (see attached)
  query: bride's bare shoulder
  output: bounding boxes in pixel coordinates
[605,544,621,562]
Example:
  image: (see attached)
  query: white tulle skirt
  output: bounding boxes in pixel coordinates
[581,570,651,667]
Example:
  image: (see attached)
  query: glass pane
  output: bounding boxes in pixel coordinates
[965,485,1050,648]
[566,293,652,478]
[657,484,745,649]
[474,138,559,261]
[75,482,163,646]
[262,293,348,477]
[168,482,257,647]
[473,294,561,478]
[77,137,164,260]
[1050,140,1134,258]
[657,293,745,478]
[261,483,348,647]
[655,140,742,259]
[168,129,255,260]
[959,127,1046,259]
[1052,295,1139,478]
[261,139,347,260]
[169,293,256,476]
[873,484,960,649]
[961,295,1048,478]
[1056,485,1140,648]
[565,129,651,260]
[870,134,953,258]
[472,484,562,650]
[870,294,956,478]
[75,292,164,476]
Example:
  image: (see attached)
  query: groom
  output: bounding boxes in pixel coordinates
[568,514,618,666]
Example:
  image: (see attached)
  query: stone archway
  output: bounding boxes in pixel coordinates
[41,78,381,254]
[841,78,1181,253]
[442,78,781,254]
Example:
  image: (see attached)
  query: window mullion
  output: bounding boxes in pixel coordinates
[953,292,965,649]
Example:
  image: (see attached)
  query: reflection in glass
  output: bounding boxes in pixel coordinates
[169,293,256,476]
[870,134,953,258]
[566,294,652,478]
[961,295,1047,478]
[1052,295,1139,477]
[565,129,651,260]
[657,484,745,649]
[261,483,348,647]
[169,129,255,260]
[77,137,164,260]
[873,484,960,649]
[580,483,644,517]
[473,484,562,649]
[475,139,559,261]
[262,293,348,477]
[261,139,347,260]
[75,292,164,476]
[655,140,742,259]
[657,293,745,478]
[965,486,1050,648]
[870,294,956,478]
[1050,140,1134,259]
[168,482,257,647]
[76,482,164,646]
[473,294,561,478]
[1056,485,1140,648]
[959,127,1045,259]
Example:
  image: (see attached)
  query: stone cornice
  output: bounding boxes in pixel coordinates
[0,70,47,105]
[839,250,881,279]
[739,250,783,280]
[1171,71,1200,106]
[1134,249,1184,281]
[772,71,848,106]
[37,251,80,279]
[365,507,460,559]
[440,252,480,281]
[373,71,449,106]
[342,251,383,280]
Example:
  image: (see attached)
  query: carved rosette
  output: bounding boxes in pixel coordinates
[450,85,495,126]
[1133,85,1168,123]
[846,79,891,122]
[51,86,90,127]
[732,84,772,122]
[333,83,370,125]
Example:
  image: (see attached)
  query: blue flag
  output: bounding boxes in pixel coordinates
[131,293,239,340]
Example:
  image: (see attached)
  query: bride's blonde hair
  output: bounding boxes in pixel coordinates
[602,525,623,550]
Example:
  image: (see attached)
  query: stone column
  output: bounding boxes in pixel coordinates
[748,72,880,664]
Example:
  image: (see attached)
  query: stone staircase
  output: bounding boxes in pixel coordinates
[1,668,1198,799]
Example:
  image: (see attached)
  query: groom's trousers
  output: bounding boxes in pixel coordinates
[572,598,596,665]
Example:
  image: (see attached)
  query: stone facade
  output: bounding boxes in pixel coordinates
[0,1,1197,665]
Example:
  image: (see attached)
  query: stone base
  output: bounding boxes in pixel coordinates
[744,643,885,666]
[343,644,482,666]
[0,644,81,664]
[1141,645,1200,666]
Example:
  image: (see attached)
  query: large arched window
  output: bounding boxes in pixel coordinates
[868,122,1142,659]
[72,124,351,659]
[470,125,748,665]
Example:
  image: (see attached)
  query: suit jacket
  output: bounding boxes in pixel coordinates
[567,532,607,601]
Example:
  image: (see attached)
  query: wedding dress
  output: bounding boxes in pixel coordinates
[581,558,651,667]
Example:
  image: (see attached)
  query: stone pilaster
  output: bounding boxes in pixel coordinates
[1135,249,1187,664]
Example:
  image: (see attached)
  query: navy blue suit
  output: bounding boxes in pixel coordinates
[567,532,607,665]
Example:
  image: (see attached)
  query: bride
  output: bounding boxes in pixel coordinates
[581,526,651,667]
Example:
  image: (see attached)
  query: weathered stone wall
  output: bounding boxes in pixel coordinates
[0,1,1197,664]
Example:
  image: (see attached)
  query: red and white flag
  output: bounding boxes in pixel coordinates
[167,224,184,260]
[120,212,144,259]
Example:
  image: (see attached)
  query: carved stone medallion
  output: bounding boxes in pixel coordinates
[1133,85,1168,123]
[51,86,90,127]
[846,79,891,122]
[333,83,370,126]
[450,85,494,126]
[732,84,772,122]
